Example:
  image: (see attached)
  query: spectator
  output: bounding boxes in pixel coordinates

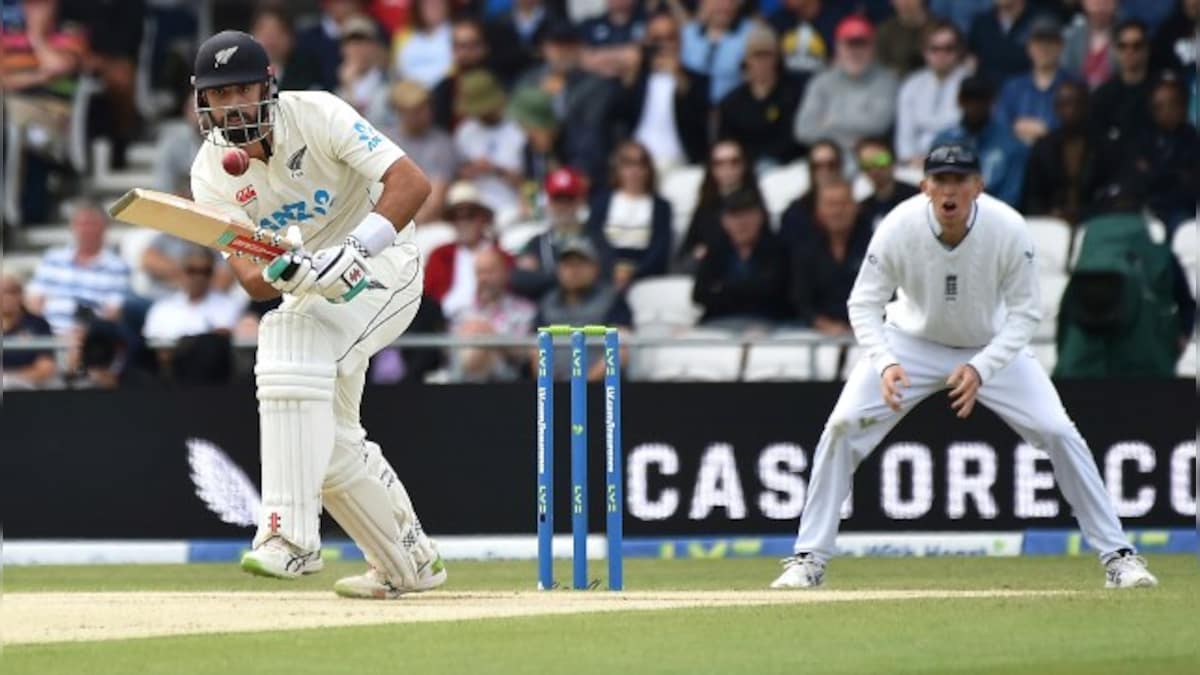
[62,0,144,169]
[717,23,806,170]
[967,0,1043,86]
[136,231,198,302]
[384,80,459,224]
[926,0,992,34]
[856,137,919,228]
[336,14,391,127]
[296,0,372,91]
[693,188,792,327]
[615,11,710,172]
[793,15,899,160]
[791,179,869,335]
[533,237,632,381]
[1,0,87,224]
[894,19,968,165]
[933,75,1028,207]
[450,247,537,382]
[252,6,322,91]
[431,17,493,131]
[779,139,845,248]
[1022,81,1099,224]
[1129,77,1200,231]
[73,319,155,389]
[579,0,645,79]
[513,167,611,300]
[680,0,752,103]
[2,273,57,390]
[678,139,764,269]
[141,247,244,373]
[875,0,930,76]
[587,140,673,290]
[994,16,1078,146]
[394,0,453,88]
[509,86,566,211]
[453,70,527,219]
[484,0,553,86]
[519,20,619,182]
[769,0,847,73]
[1150,0,1199,75]
[1061,0,1118,89]
[26,200,130,335]
[425,182,512,319]
[1090,19,1153,149]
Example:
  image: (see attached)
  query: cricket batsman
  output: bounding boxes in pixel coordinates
[771,142,1158,590]
[188,31,444,599]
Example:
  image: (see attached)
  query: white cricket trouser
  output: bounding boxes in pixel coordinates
[253,241,423,552]
[793,327,1132,563]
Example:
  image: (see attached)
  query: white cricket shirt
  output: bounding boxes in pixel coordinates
[848,193,1041,382]
[190,91,411,252]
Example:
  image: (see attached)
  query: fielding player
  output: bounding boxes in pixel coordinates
[189,31,444,599]
[771,142,1157,590]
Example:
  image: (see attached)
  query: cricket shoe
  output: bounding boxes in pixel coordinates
[1104,550,1158,589]
[770,553,825,589]
[240,536,324,579]
[333,555,448,600]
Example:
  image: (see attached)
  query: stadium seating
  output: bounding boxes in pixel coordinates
[741,331,849,381]
[412,221,456,263]
[625,275,702,334]
[1171,220,1197,298]
[760,161,809,221]
[1177,336,1196,378]
[498,221,547,256]
[1037,272,1069,339]
[641,328,744,381]
[659,165,705,249]
[1026,216,1071,274]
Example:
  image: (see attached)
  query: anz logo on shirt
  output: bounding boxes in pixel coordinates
[257,189,335,230]
[353,121,383,152]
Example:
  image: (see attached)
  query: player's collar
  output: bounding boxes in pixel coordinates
[926,199,977,247]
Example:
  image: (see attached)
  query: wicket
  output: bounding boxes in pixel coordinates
[536,325,623,591]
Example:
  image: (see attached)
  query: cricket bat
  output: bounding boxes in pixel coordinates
[108,188,295,263]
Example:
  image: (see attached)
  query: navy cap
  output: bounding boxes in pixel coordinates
[193,31,271,90]
[924,142,981,176]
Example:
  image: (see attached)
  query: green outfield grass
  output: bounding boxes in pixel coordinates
[4,555,1198,675]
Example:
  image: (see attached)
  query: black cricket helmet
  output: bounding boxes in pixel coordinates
[192,31,278,147]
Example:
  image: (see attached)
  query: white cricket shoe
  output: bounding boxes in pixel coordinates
[1104,550,1158,589]
[240,536,324,579]
[334,554,448,599]
[770,554,825,589]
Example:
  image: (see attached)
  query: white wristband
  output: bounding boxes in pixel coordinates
[350,212,396,257]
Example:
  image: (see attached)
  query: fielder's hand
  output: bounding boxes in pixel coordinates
[881,364,910,412]
[947,364,981,419]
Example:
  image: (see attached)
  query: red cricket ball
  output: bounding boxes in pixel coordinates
[222,148,251,177]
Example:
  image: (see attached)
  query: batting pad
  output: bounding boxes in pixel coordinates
[254,310,336,553]
[322,465,420,588]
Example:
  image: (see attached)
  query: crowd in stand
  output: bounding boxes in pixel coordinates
[2,0,1197,389]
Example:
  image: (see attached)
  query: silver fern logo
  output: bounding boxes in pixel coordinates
[186,438,260,527]
[214,46,239,68]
